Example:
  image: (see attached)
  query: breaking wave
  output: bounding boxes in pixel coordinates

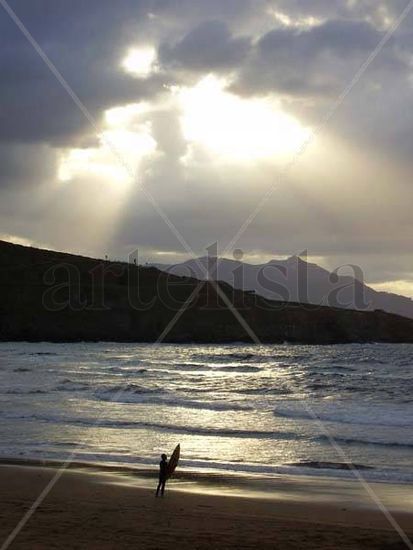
[274,402,413,428]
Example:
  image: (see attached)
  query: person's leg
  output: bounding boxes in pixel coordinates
[156,480,161,496]
[161,479,166,496]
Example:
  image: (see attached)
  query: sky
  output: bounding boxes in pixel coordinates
[1,0,413,296]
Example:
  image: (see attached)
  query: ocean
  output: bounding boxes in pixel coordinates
[0,342,412,483]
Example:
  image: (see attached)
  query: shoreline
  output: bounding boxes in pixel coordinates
[0,463,412,549]
[1,457,412,513]
[1,454,412,485]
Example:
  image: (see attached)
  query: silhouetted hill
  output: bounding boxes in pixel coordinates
[152,256,413,320]
[1,240,413,344]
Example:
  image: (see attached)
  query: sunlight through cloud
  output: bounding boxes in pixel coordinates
[177,76,310,163]
[121,46,157,78]
[58,104,157,185]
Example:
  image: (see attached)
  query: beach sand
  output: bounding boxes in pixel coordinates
[0,463,412,549]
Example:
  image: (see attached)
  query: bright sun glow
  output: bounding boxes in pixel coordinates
[178,75,311,163]
[58,104,157,184]
[121,47,157,77]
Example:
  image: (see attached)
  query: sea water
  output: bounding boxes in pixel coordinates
[0,342,412,483]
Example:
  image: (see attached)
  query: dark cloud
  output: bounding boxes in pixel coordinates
[0,0,166,145]
[1,0,413,292]
[159,20,251,72]
[228,13,413,167]
[0,0,264,146]
[233,19,393,97]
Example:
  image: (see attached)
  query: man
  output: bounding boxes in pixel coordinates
[156,453,168,497]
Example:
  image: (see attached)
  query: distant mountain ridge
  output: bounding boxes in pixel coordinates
[2,240,413,344]
[151,256,413,320]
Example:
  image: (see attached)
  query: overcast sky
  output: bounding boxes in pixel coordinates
[1,0,413,295]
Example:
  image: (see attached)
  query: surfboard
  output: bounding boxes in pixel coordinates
[166,444,180,479]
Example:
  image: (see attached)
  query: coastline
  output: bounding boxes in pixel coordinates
[0,462,412,549]
[3,241,413,345]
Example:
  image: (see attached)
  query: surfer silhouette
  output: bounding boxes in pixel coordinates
[156,453,168,497]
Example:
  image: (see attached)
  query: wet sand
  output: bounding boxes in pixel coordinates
[0,463,412,549]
